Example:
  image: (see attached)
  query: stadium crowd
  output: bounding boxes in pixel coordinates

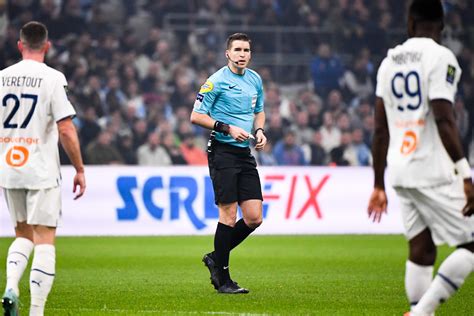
[1,0,473,166]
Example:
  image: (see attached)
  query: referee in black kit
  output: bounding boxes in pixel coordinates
[190,33,267,294]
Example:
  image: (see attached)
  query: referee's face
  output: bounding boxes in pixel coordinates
[226,40,251,71]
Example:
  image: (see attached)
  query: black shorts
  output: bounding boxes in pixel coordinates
[208,140,263,205]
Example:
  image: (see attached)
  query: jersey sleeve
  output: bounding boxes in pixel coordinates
[193,79,219,114]
[254,76,264,113]
[427,49,462,103]
[375,57,389,98]
[51,73,76,122]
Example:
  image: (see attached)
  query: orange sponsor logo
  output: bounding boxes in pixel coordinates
[400,130,417,156]
[6,146,29,167]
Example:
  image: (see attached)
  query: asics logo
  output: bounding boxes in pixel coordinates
[31,280,42,287]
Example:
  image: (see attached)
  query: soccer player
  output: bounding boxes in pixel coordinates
[0,21,86,316]
[190,33,267,294]
[367,1,474,315]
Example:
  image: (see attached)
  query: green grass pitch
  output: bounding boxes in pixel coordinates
[0,235,472,315]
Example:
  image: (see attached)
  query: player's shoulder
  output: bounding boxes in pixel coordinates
[208,66,227,83]
[245,68,262,82]
[198,67,226,94]
[43,64,68,81]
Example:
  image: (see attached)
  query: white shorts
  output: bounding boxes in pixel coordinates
[3,186,62,227]
[395,179,474,247]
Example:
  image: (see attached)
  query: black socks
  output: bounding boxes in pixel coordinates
[213,219,256,283]
[214,222,233,282]
[230,218,255,250]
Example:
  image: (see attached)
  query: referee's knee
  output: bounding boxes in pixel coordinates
[246,217,262,229]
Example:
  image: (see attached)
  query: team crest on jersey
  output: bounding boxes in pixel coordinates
[199,81,214,93]
[446,65,456,84]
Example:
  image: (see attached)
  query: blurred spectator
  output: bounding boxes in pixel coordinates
[162,132,187,165]
[137,132,171,166]
[319,112,341,153]
[307,130,327,166]
[79,106,101,148]
[273,130,307,166]
[341,54,374,102]
[345,128,372,166]
[257,140,277,166]
[180,133,207,165]
[116,130,137,165]
[454,96,470,155]
[85,130,123,164]
[310,43,344,98]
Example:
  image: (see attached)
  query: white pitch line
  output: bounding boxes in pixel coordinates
[48,307,277,316]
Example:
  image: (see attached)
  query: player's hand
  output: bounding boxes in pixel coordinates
[462,179,474,216]
[254,129,267,151]
[73,171,86,200]
[367,188,387,223]
[229,125,251,143]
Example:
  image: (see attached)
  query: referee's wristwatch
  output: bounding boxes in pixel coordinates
[254,128,265,135]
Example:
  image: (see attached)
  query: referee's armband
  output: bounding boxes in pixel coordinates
[455,158,472,179]
[214,121,230,136]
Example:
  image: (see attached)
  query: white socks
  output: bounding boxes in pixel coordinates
[5,237,34,296]
[29,244,56,316]
[413,248,474,315]
[405,260,433,310]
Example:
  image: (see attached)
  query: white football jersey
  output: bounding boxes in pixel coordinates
[0,59,76,189]
[376,38,462,188]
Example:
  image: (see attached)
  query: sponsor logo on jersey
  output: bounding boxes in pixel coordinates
[199,81,214,93]
[251,95,257,108]
[196,93,204,102]
[400,130,417,156]
[446,65,456,84]
[6,146,29,167]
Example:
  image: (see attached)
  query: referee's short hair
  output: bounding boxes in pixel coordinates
[226,33,251,49]
[409,0,444,23]
[20,21,48,51]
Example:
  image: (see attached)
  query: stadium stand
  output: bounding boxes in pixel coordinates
[2,0,473,166]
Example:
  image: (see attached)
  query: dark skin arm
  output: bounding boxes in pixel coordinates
[432,99,474,216]
[367,97,390,222]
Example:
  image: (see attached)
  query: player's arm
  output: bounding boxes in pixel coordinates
[367,97,389,222]
[57,117,85,200]
[432,99,474,216]
[253,111,266,150]
[190,79,250,142]
[253,78,266,150]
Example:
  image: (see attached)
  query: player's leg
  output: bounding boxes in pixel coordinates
[234,199,262,250]
[214,202,237,284]
[2,189,35,316]
[406,228,436,310]
[410,183,474,315]
[232,162,263,250]
[5,222,35,296]
[29,225,56,316]
[412,242,474,315]
[396,188,435,311]
[26,187,61,316]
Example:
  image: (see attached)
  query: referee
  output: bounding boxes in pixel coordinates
[190,33,267,294]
